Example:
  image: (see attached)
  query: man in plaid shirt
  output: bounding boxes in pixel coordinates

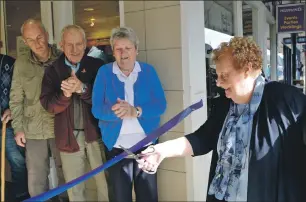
[0,54,29,201]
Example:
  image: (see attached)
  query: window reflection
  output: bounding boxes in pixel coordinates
[74,1,120,63]
[5,1,41,58]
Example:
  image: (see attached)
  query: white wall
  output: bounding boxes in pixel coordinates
[123,1,209,201]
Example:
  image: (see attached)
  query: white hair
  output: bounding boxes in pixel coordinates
[21,18,47,36]
[110,26,139,50]
[61,24,86,43]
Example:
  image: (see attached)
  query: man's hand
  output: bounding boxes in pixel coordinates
[1,109,12,123]
[62,89,72,98]
[61,79,74,97]
[15,132,26,147]
[61,71,83,97]
[69,71,83,94]
[111,98,137,119]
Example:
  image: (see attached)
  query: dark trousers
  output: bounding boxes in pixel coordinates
[105,147,158,202]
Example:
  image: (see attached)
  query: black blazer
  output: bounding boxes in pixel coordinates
[186,81,306,202]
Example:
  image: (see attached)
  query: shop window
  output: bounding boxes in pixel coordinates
[74,1,120,63]
[5,1,41,58]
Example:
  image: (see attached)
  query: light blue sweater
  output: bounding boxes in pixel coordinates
[92,62,167,150]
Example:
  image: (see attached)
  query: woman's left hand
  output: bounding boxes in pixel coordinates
[112,98,136,119]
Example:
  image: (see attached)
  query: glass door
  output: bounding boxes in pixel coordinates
[4,1,41,58]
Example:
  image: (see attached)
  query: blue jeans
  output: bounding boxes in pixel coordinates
[0,127,28,199]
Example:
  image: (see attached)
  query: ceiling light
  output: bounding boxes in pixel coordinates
[84,8,94,11]
[90,17,95,27]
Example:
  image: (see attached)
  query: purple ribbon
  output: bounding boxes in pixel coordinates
[24,99,203,201]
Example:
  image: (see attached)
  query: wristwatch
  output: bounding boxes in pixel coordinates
[135,107,141,117]
[81,83,87,93]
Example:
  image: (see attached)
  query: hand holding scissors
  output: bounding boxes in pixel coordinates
[119,145,164,174]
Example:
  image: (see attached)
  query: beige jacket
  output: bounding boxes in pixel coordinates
[9,45,61,139]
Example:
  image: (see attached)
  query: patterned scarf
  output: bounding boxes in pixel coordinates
[208,75,265,201]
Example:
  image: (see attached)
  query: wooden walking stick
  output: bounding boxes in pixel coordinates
[1,122,7,202]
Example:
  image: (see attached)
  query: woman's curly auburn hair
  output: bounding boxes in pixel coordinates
[212,37,263,71]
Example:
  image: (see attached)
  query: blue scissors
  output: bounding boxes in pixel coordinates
[119,145,156,174]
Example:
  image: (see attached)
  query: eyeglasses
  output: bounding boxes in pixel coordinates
[25,35,46,46]
[216,72,229,83]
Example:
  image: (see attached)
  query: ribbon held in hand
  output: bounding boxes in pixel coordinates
[24,99,204,202]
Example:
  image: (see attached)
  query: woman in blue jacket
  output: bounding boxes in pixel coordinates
[92,26,166,202]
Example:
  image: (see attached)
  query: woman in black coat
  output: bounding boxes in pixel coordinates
[137,37,306,202]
